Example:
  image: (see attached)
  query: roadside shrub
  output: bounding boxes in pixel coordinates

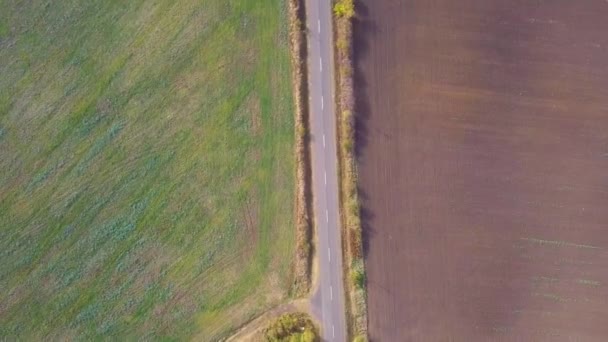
[351,269,365,289]
[263,313,319,342]
[301,330,317,342]
[351,259,366,289]
[334,0,355,19]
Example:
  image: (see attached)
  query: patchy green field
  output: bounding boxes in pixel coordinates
[0,0,295,340]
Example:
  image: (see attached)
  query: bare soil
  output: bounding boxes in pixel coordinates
[354,1,608,341]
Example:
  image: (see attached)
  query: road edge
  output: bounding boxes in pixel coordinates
[332,1,369,340]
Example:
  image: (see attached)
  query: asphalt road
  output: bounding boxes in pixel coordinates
[305,0,347,341]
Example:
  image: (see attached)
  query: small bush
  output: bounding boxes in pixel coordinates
[351,259,366,289]
[334,0,355,19]
[264,313,319,342]
[351,269,365,289]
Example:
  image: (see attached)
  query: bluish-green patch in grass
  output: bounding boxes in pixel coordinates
[0,22,8,40]
[76,121,124,175]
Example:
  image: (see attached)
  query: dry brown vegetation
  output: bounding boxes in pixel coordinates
[332,0,368,339]
[288,0,313,297]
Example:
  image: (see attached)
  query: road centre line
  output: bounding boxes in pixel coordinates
[324,171,327,185]
[321,96,324,110]
[325,209,329,222]
[318,20,321,33]
[332,325,335,338]
[330,285,333,301]
[322,134,326,147]
[328,247,331,262]
[320,57,323,71]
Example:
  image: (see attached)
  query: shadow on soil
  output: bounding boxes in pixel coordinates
[352,0,377,260]
[353,0,376,161]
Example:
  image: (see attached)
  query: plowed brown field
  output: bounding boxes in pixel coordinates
[355,1,608,341]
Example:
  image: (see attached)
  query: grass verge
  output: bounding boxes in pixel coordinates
[288,0,313,298]
[332,0,369,340]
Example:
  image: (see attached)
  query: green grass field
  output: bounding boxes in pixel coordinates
[0,0,295,340]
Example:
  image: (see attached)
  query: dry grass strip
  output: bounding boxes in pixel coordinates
[333,0,369,340]
[288,0,313,297]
